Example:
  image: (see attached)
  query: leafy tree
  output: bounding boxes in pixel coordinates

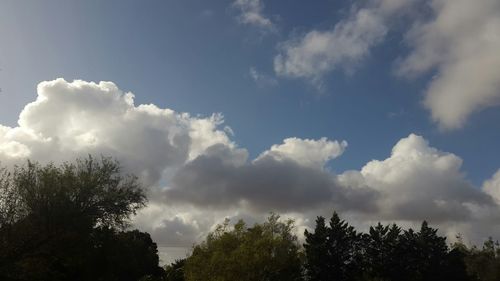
[165,259,186,281]
[0,157,162,281]
[462,237,500,281]
[184,214,303,281]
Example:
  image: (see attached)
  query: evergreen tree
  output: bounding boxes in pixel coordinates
[304,212,362,281]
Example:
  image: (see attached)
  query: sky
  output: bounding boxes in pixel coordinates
[1,0,500,261]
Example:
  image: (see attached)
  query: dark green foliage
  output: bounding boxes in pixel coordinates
[454,237,500,281]
[304,214,480,281]
[0,157,162,281]
[362,223,401,280]
[164,259,186,281]
[1,156,499,281]
[390,221,451,281]
[184,214,303,281]
[304,212,363,281]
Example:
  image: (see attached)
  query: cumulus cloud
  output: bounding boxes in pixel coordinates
[0,78,234,186]
[274,0,416,85]
[483,170,500,204]
[397,0,500,130]
[159,133,500,246]
[339,134,495,222]
[256,137,347,169]
[232,0,274,30]
[1,79,499,247]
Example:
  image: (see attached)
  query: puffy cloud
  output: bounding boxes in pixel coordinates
[483,170,500,204]
[274,0,416,85]
[397,0,500,130]
[232,0,274,30]
[0,78,234,185]
[339,134,495,222]
[340,134,495,222]
[256,137,347,169]
[1,79,499,247]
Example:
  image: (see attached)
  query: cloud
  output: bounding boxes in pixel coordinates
[274,0,416,85]
[397,0,500,130]
[165,140,375,213]
[0,78,234,186]
[249,67,277,88]
[1,79,499,246]
[232,0,274,30]
[483,170,500,205]
[256,137,347,169]
[339,134,495,222]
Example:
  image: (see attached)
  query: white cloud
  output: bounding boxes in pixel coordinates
[274,0,416,85]
[1,79,499,247]
[0,78,234,186]
[483,169,500,204]
[232,0,274,30]
[339,134,494,222]
[397,0,500,130]
[256,137,347,169]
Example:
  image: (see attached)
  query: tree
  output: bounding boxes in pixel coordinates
[363,223,401,280]
[184,214,303,281]
[304,212,363,281]
[0,156,162,281]
[463,237,500,281]
[165,259,186,281]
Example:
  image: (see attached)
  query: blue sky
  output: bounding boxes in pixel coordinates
[1,0,498,185]
[1,0,500,250]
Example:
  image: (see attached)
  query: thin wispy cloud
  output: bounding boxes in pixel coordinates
[232,0,275,31]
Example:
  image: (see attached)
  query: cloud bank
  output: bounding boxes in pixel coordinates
[1,78,499,247]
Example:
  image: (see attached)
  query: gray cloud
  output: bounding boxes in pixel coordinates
[165,143,377,213]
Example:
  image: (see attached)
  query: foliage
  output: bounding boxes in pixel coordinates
[183,214,303,281]
[1,156,499,281]
[304,212,363,281]
[454,236,500,281]
[304,214,477,281]
[0,156,162,281]
[165,259,186,281]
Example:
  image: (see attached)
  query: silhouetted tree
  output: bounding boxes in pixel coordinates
[0,157,162,281]
[304,212,363,281]
[362,223,401,280]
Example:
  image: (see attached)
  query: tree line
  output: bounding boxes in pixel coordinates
[0,157,499,281]
[168,213,500,281]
